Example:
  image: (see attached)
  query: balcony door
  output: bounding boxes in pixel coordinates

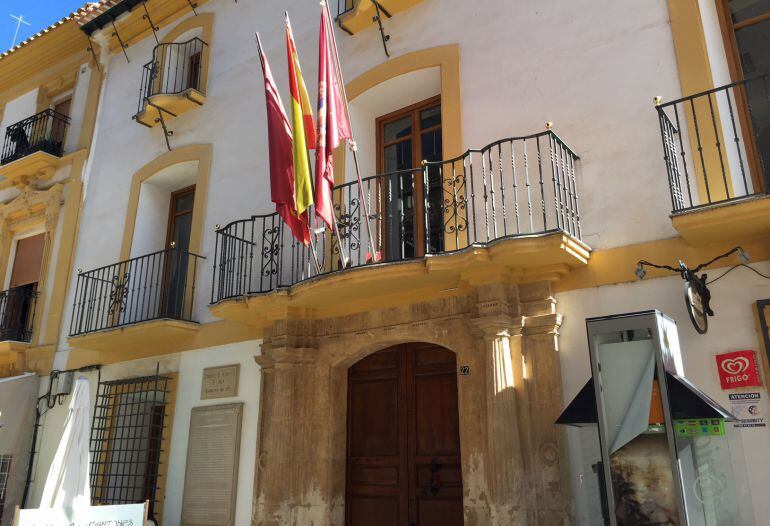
[1,233,45,342]
[719,0,770,189]
[377,96,443,260]
[51,98,71,147]
[162,185,195,319]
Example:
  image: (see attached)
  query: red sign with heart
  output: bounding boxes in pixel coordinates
[715,350,762,390]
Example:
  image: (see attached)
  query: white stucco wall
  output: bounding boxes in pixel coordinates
[163,341,261,526]
[0,90,39,140]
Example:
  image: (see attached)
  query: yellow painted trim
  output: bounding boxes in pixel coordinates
[119,144,213,260]
[43,154,86,345]
[78,65,105,150]
[66,319,261,369]
[347,44,462,161]
[666,0,733,201]
[162,11,214,45]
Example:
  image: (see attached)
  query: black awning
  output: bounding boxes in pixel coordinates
[666,372,737,421]
[555,379,597,426]
[556,373,737,426]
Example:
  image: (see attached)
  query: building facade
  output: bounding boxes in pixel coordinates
[0,0,768,525]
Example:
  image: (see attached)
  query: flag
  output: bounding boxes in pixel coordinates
[314,4,352,228]
[256,33,309,245]
[286,16,316,217]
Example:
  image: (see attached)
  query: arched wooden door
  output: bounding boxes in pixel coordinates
[345,343,464,526]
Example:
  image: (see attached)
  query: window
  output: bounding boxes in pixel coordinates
[163,186,195,318]
[90,375,171,523]
[0,455,10,520]
[719,0,770,188]
[376,96,443,260]
[1,233,44,343]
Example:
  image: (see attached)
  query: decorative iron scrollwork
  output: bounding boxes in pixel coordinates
[108,272,130,316]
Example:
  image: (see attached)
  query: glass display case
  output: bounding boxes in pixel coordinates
[558,310,754,525]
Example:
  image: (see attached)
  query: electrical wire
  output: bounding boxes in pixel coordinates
[707,264,770,285]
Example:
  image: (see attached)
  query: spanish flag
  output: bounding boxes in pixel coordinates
[255,33,309,246]
[286,15,317,217]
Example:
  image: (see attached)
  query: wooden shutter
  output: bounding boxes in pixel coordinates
[9,233,46,288]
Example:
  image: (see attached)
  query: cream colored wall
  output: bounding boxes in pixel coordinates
[163,342,261,526]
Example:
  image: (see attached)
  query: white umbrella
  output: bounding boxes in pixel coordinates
[40,376,91,513]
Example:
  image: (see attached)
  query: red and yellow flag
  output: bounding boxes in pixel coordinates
[256,33,309,246]
[286,16,317,217]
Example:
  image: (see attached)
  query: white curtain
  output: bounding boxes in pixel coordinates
[40,377,91,513]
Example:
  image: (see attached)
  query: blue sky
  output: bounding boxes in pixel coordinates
[1,0,86,52]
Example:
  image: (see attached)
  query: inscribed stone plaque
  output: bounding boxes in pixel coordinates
[181,403,243,526]
[201,364,239,399]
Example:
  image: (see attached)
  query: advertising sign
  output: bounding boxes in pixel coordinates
[715,350,762,389]
[15,503,147,526]
[729,392,765,428]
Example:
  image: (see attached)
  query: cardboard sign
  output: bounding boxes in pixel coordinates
[15,502,147,526]
[715,350,762,389]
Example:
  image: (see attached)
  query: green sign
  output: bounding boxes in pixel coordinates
[674,418,725,437]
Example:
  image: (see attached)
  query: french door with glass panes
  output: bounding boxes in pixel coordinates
[376,96,443,260]
[718,0,770,190]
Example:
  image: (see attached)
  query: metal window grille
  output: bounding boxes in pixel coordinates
[90,375,170,521]
[0,455,11,520]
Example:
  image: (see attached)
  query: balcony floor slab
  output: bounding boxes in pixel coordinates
[134,89,206,127]
[210,231,590,331]
[67,318,200,366]
[671,193,770,246]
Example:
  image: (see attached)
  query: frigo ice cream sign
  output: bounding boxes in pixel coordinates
[715,350,762,389]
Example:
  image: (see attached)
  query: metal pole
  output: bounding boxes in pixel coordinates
[322,1,380,262]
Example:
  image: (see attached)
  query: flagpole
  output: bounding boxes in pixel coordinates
[321,0,380,263]
[256,32,322,276]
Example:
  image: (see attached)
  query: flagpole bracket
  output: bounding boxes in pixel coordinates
[372,0,391,58]
[147,101,176,151]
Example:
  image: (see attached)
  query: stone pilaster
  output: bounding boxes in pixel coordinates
[253,319,332,525]
[518,283,571,525]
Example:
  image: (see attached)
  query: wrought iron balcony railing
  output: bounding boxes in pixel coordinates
[656,73,769,212]
[211,130,581,303]
[1,109,70,165]
[135,37,208,118]
[336,0,356,17]
[70,248,204,337]
[0,286,38,343]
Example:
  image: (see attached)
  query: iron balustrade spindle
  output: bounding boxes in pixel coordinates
[1,109,70,165]
[211,131,581,303]
[70,248,204,336]
[656,73,769,212]
[0,286,38,342]
[135,38,207,118]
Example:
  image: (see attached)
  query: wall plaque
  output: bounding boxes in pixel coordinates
[181,403,243,526]
[201,364,239,400]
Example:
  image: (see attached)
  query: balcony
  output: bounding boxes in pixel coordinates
[335,0,423,34]
[210,130,590,329]
[0,286,38,373]
[68,248,204,358]
[656,74,770,245]
[133,38,208,128]
[0,109,70,185]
